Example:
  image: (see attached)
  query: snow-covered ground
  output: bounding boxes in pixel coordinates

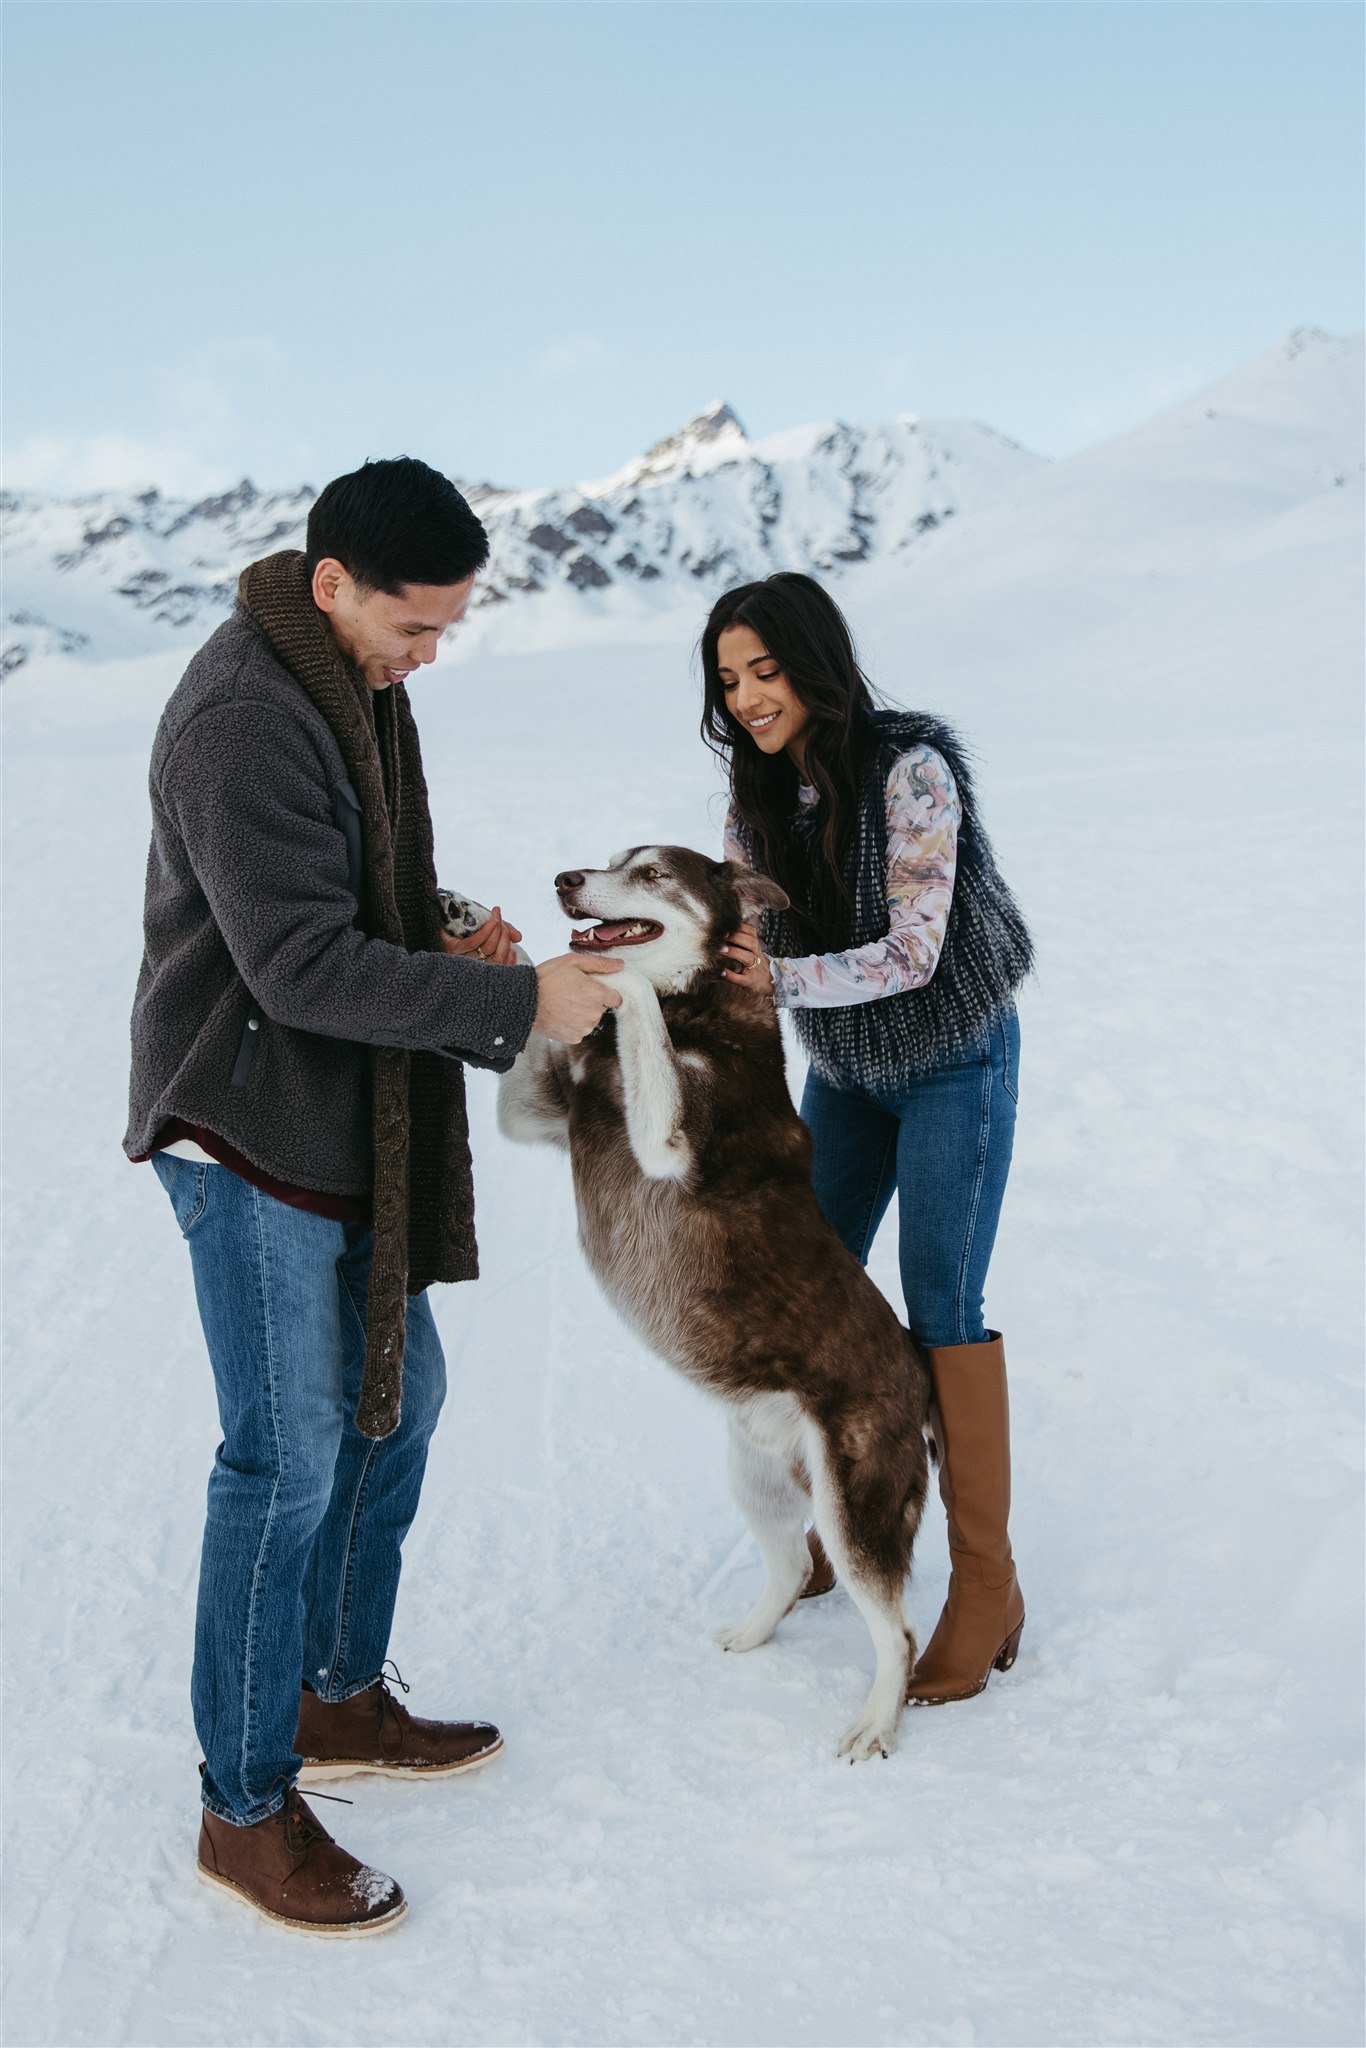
[3,338,1363,2047]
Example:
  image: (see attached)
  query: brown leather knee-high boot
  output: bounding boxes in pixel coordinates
[907,1332,1025,1705]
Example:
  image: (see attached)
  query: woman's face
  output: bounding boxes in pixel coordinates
[716,624,812,766]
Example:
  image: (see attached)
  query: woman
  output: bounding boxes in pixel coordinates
[700,571,1033,1705]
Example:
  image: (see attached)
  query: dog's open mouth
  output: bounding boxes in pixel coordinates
[569,919,665,950]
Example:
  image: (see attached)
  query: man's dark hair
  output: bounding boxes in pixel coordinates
[305,456,489,593]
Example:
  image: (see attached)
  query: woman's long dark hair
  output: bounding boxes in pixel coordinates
[700,572,878,946]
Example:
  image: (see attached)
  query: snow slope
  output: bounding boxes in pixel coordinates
[2,333,1362,2047]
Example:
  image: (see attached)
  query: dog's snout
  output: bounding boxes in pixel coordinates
[555,871,585,893]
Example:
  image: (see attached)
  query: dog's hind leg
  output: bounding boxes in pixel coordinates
[804,1423,916,1762]
[714,1418,812,1654]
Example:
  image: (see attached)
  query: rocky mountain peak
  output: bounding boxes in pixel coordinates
[616,401,749,488]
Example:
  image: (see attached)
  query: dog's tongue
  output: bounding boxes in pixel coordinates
[579,921,636,946]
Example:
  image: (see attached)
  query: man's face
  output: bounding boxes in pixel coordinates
[311,558,476,691]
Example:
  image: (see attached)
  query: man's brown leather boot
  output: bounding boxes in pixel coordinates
[907,1332,1025,1706]
[295,1667,504,1782]
[197,1784,406,1936]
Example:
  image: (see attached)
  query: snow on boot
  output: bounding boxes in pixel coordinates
[197,1783,406,1937]
[295,1665,504,1781]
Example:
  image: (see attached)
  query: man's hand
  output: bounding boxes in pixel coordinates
[532,953,625,1043]
[442,906,523,966]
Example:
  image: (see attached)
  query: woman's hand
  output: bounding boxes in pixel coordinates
[442,906,523,966]
[719,922,772,991]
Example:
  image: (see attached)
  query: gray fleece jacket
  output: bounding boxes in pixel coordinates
[123,606,538,1198]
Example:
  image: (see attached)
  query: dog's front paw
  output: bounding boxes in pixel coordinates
[437,889,491,940]
[835,1709,901,1762]
[714,1619,774,1654]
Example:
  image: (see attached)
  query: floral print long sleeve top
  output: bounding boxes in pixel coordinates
[722,745,960,1009]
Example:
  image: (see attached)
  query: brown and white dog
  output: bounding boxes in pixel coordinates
[482,848,931,1760]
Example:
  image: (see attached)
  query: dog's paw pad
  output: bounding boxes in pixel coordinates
[437,891,490,939]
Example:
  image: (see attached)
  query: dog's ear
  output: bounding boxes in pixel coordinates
[728,866,790,914]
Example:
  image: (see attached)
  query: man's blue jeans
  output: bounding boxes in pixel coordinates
[798,1006,1020,1348]
[153,1155,447,1825]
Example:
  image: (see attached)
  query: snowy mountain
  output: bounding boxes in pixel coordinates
[0,400,1042,673]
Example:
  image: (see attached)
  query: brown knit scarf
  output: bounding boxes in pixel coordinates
[238,549,478,1439]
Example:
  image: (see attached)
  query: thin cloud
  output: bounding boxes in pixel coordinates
[3,339,299,499]
[534,334,621,383]
[2,430,227,498]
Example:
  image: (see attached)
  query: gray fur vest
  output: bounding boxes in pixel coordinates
[732,709,1033,1089]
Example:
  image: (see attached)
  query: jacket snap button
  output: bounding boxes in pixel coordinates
[493,1036,504,1047]
[247,1018,260,1031]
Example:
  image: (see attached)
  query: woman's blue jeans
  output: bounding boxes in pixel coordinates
[798,1007,1020,1348]
[152,1155,447,1825]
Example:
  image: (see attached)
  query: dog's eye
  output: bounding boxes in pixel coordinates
[638,866,661,881]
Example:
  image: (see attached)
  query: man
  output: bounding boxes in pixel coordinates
[124,456,622,1936]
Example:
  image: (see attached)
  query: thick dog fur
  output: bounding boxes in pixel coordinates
[476,849,931,1760]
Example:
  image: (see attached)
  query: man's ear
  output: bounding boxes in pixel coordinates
[311,557,348,613]
[731,867,790,914]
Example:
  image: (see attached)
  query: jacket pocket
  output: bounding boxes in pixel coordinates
[332,777,364,899]
[229,1007,263,1088]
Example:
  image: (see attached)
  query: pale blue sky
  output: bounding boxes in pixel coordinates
[5,1,1362,498]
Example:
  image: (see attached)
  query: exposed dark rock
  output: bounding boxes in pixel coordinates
[191,480,258,521]
[567,506,615,539]
[566,553,611,589]
[80,516,134,550]
[640,402,748,470]
[830,532,871,562]
[1,612,91,672]
[527,522,575,557]
[685,549,736,580]
[151,585,210,627]
[117,570,172,605]
[753,466,781,526]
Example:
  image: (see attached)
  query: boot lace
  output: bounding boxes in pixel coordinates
[256,1770,355,1883]
[375,1659,412,1755]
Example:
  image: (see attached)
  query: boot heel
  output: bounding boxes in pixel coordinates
[993,1618,1024,1672]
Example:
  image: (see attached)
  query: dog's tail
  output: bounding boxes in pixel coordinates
[905,1331,939,1467]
